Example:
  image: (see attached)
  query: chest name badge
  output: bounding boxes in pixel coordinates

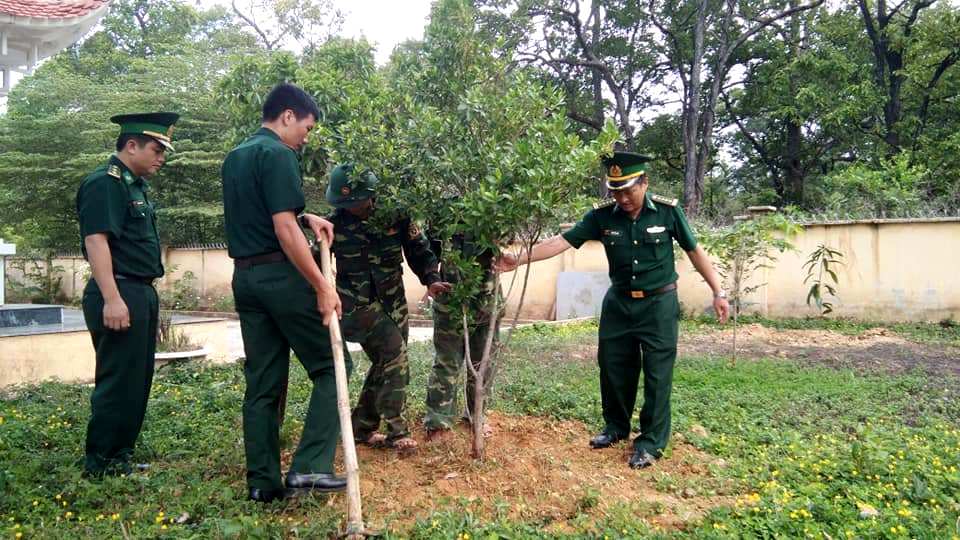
[602,229,622,237]
[646,226,665,234]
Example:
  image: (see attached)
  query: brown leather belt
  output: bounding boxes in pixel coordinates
[628,282,677,299]
[234,251,287,270]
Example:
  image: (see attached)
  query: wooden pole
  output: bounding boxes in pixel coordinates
[318,238,365,539]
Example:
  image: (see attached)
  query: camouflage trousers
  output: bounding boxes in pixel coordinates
[343,300,411,442]
[424,299,500,431]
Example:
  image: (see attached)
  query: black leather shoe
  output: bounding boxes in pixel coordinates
[589,432,626,449]
[248,487,287,503]
[285,472,347,493]
[628,449,658,469]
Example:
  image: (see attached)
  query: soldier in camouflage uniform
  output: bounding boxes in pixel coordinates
[323,164,450,451]
[424,230,502,439]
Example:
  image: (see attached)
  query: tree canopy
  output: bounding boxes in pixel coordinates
[1,0,959,254]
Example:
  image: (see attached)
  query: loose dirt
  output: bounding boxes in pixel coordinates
[320,412,733,533]
[679,323,960,377]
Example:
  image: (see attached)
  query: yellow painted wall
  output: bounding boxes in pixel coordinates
[6,218,960,323]
[0,320,240,388]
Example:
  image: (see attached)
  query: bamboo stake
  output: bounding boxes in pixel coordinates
[318,238,365,540]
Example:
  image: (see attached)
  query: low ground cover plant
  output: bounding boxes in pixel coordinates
[0,320,957,538]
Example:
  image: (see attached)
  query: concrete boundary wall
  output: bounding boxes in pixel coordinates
[4,218,959,323]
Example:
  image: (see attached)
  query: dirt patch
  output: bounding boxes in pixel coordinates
[680,323,960,377]
[319,412,731,533]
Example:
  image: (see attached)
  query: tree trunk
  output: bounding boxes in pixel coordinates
[784,1,804,205]
[785,119,803,205]
[591,0,606,195]
[682,0,710,217]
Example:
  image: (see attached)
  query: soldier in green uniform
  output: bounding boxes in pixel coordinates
[496,152,730,469]
[324,164,450,452]
[423,228,501,440]
[222,83,346,502]
[77,112,178,477]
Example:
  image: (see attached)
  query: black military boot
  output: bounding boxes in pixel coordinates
[285,472,347,493]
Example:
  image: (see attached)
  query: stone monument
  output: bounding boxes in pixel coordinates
[0,240,64,329]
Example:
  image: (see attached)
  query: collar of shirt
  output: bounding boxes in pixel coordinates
[254,126,282,141]
[613,193,658,217]
[109,155,147,187]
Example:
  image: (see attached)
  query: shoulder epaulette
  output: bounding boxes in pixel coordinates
[107,165,122,181]
[592,197,616,210]
[650,193,678,207]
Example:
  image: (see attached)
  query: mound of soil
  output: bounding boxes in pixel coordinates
[333,412,732,533]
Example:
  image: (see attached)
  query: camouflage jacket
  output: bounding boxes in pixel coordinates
[327,208,441,332]
[428,230,501,322]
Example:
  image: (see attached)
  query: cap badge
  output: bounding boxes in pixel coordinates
[609,165,622,177]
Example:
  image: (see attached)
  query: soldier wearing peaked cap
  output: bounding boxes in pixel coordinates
[496,151,730,469]
[76,112,179,477]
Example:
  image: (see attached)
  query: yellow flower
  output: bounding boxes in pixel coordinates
[32,501,38,507]
[65,511,73,519]
[161,525,168,530]
[16,533,22,539]
[112,514,120,521]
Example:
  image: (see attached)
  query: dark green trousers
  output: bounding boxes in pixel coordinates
[82,278,159,475]
[233,261,352,491]
[598,288,679,456]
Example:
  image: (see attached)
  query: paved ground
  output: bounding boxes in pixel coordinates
[0,308,216,338]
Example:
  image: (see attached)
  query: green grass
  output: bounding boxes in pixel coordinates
[1,320,958,538]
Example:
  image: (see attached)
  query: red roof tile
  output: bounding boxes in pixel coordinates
[0,1,107,19]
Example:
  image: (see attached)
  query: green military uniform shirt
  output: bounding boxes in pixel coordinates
[562,194,697,292]
[222,128,305,258]
[76,156,163,278]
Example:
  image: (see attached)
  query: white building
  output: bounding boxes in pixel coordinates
[0,0,109,96]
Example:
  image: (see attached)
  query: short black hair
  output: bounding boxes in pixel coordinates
[262,83,321,122]
[116,133,157,152]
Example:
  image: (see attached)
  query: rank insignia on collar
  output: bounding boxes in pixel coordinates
[386,227,398,235]
[341,186,351,196]
[650,193,678,207]
[593,197,616,210]
[107,165,121,180]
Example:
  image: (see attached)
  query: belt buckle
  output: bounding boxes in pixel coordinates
[631,290,645,299]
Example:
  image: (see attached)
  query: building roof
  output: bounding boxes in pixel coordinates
[0,0,107,20]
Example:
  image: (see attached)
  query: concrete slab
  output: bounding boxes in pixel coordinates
[555,272,610,320]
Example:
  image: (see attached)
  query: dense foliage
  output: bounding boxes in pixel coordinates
[0,0,958,249]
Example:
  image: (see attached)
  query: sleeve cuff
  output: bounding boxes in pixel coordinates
[423,272,442,287]
[560,230,584,249]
